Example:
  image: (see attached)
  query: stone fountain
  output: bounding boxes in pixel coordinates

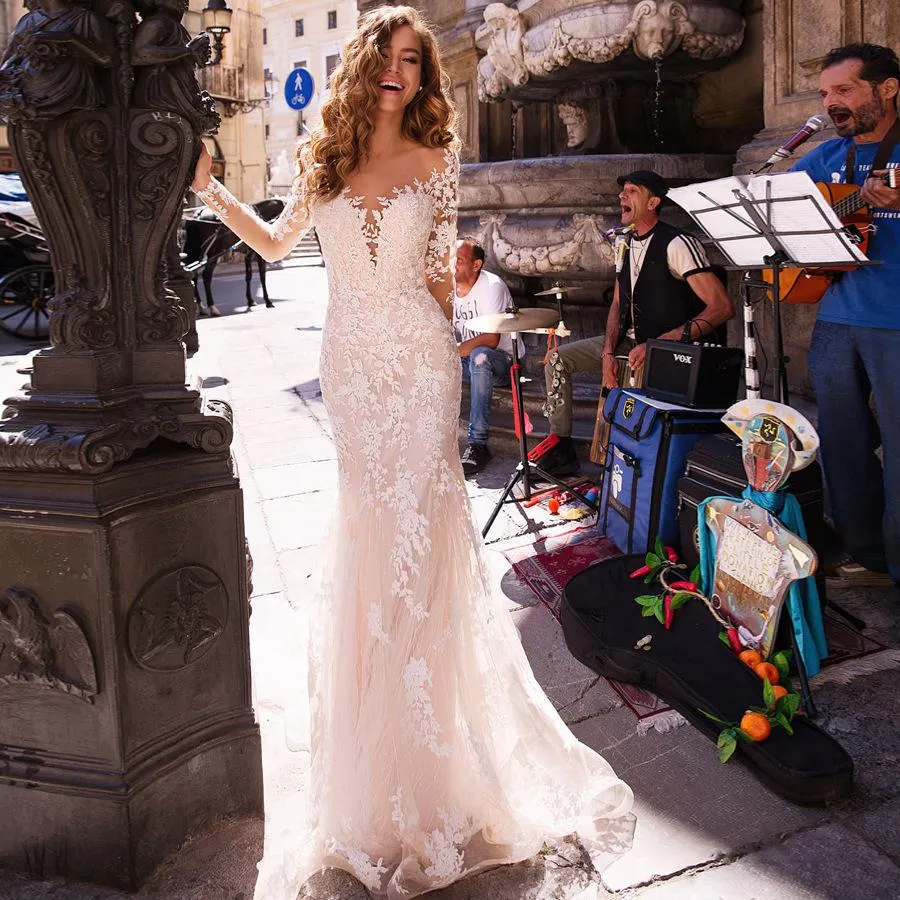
[434,0,757,344]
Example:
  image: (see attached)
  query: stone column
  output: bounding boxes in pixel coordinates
[0,0,262,888]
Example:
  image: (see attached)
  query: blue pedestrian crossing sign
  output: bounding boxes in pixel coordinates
[285,67,314,111]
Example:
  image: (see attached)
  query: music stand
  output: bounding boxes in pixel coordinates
[467,308,600,539]
[668,172,876,403]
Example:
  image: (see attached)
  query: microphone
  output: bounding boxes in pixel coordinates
[761,115,829,167]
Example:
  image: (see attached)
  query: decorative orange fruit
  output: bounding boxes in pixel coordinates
[771,685,789,704]
[739,649,763,668]
[740,711,772,742]
[753,661,780,685]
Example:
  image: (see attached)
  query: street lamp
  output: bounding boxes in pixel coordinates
[202,0,233,66]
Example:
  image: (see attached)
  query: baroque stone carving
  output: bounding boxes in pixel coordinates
[0,396,233,474]
[479,212,615,276]
[0,0,233,473]
[476,1,746,101]
[0,0,115,123]
[557,101,590,148]
[127,565,227,671]
[131,0,218,134]
[0,587,98,703]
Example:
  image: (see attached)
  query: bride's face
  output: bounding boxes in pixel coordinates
[375,25,423,114]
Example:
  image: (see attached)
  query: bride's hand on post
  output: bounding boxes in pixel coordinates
[191,144,213,193]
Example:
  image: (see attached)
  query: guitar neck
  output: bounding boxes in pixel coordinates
[832,189,866,220]
[832,169,898,219]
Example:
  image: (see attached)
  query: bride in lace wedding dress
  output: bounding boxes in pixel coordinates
[192,6,634,898]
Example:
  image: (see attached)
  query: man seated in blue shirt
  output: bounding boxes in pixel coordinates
[790,43,900,588]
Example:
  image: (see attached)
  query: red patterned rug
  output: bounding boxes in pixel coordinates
[505,531,900,732]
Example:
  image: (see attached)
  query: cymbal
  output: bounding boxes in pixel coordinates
[467,308,559,334]
[534,284,583,296]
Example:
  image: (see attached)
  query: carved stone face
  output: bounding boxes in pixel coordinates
[557,103,589,147]
[633,1,687,62]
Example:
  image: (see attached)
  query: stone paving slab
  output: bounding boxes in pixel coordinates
[627,822,900,899]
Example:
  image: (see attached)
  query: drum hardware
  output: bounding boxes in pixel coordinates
[468,305,599,538]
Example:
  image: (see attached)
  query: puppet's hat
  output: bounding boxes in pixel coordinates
[722,400,819,471]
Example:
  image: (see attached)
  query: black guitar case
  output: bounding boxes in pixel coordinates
[560,554,853,805]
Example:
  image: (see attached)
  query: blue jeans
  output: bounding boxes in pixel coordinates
[461,346,511,445]
[808,320,900,582]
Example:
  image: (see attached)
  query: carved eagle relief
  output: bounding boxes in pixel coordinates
[0,588,98,703]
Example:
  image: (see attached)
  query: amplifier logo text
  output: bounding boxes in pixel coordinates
[672,353,692,364]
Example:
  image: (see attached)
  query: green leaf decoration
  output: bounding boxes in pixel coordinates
[717,729,738,763]
[641,605,657,618]
[776,692,801,720]
[635,594,660,607]
[734,728,753,743]
[776,712,794,736]
[655,536,665,560]
[717,629,731,647]
[748,705,770,715]
[671,591,692,610]
[762,678,776,710]
[654,605,665,624]
[689,564,702,586]
[771,649,793,681]
[645,552,662,570]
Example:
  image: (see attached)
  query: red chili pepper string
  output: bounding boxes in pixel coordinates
[726,627,742,654]
[663,595,674,630]
[629,565,651,579]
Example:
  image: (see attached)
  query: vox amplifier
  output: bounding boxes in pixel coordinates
[643,339,743,409]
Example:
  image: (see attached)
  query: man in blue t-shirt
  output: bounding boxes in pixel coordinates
[790,43,900,588]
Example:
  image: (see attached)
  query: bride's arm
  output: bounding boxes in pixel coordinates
[191,148,312,263]
[424,148,459,321]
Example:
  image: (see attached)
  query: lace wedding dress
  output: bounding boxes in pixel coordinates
[197,149,634,899]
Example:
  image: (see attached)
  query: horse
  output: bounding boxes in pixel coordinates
[181,197,285,315]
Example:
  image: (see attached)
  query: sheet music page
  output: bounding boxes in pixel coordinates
[669,172,869,267]
[748,172,868,265]
[668,177,780,267]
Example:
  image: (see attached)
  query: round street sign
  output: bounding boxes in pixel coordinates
[285,67,314,111]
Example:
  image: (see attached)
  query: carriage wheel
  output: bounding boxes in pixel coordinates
[0,264,54,340]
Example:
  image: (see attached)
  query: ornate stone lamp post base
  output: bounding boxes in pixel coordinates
[0,0,262,887]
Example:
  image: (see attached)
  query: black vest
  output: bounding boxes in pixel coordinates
[617,221,706,344]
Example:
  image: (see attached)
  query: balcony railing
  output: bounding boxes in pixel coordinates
[198,64,246,102]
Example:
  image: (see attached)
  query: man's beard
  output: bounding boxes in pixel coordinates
[830,94,887,137]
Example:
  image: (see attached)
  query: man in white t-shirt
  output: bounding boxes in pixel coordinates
[453,239,522,477]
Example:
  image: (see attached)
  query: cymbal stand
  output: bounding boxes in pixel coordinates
[481,329,599,538]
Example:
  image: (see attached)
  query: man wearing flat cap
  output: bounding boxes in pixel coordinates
[537,169,734,477]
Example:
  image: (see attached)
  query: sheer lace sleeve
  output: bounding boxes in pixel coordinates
[194,175,312,263]
[424,149,459,317]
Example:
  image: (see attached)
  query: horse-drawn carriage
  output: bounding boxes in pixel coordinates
[0,173,54,340]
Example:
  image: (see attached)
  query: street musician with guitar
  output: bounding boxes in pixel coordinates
[789,43,900,589]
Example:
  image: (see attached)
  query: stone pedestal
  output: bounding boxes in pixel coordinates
[0,447,261,888]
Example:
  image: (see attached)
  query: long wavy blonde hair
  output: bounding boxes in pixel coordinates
[296,5,458,204]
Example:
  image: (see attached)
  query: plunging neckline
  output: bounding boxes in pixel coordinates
[339,150,452,267]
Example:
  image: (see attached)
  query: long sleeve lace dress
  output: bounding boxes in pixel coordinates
[195,149,634,899]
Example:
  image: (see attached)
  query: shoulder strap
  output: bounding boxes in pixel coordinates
[845,117,900,183]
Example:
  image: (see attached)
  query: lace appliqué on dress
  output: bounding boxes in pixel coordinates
[403,656,452,758]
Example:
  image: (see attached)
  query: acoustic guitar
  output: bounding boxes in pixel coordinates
[764,168,899,304]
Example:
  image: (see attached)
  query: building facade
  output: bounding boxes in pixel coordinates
[191,0,269,202]
[262,0,357,192]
